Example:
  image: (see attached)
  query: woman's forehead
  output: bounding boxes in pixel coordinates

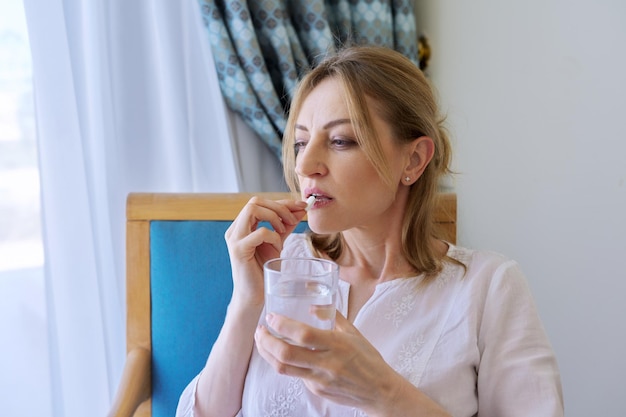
[297,79,351,122]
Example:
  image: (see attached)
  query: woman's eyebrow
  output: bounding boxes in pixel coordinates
[294,124,308,132]
[295,119,352,131]
[324,119,351,129]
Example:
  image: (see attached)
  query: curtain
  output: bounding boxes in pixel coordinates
[22,0,283,415]
[198,0,419,160]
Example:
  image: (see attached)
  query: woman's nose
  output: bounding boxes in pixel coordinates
[295,139,327,178]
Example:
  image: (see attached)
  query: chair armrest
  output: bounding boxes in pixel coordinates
[108,347,151,417]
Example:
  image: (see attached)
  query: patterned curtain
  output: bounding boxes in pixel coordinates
[197,0,419,160]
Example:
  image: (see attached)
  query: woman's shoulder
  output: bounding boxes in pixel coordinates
[446,243,526,288]
[448,243,518,270]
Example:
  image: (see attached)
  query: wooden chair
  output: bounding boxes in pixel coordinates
[108,192,456,417]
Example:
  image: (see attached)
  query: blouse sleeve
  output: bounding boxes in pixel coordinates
[477,260,564,416]
[175,369,245,417]
[175,374,199,417]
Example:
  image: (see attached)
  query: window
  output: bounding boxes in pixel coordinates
[0,1,51,415]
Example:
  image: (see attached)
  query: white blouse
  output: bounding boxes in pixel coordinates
[177,234,563,417]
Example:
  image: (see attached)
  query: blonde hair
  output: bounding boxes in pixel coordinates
[282,46,454,278]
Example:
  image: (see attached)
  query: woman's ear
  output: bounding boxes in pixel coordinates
[403,136,435,184]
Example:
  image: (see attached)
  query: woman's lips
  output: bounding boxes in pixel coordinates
[304,187,331,200]
[306,194,332,210]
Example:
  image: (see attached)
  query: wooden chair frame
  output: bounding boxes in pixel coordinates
[108,192,456,417]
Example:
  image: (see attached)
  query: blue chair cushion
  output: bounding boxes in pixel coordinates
[150,220,308,417]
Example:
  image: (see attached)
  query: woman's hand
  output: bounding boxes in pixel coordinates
[225,196,307,307]
[254,312,451,417]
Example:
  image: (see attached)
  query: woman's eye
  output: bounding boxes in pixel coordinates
[294,140,307,155]
[331,137,356,148]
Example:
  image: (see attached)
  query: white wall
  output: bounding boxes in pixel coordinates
[418,1,626,415]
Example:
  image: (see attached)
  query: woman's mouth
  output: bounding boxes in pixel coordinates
[305,193,333,210]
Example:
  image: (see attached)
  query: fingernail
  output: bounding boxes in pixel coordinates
[265,313,275,326]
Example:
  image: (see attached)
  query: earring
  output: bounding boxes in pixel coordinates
[405,176,411,182]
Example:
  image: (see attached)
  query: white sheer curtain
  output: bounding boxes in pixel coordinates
[23,0,284,415]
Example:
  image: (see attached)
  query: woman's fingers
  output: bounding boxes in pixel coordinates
[264,314,331,351]
[226,197,307,262]
[333,310,360,335]
[258,311,359,363]
[236,227,283,259]
[225,196,308,306]
[254,324,319,378]
[255,317,381,409]
[228,197,306,239]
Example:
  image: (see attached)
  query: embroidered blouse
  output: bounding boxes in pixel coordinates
[177,234,563,417]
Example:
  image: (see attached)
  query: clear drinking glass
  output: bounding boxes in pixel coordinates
[264,257,339,339]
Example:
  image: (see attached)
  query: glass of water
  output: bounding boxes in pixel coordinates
[264,257,339,340]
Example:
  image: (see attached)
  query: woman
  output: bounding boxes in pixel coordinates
[177,46,563,417]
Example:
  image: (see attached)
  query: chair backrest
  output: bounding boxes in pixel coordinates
[124,192,456,417]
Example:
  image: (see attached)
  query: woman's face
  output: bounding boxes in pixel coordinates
[294,77,411,234]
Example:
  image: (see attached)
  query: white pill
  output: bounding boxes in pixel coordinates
[305,195,316,211]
